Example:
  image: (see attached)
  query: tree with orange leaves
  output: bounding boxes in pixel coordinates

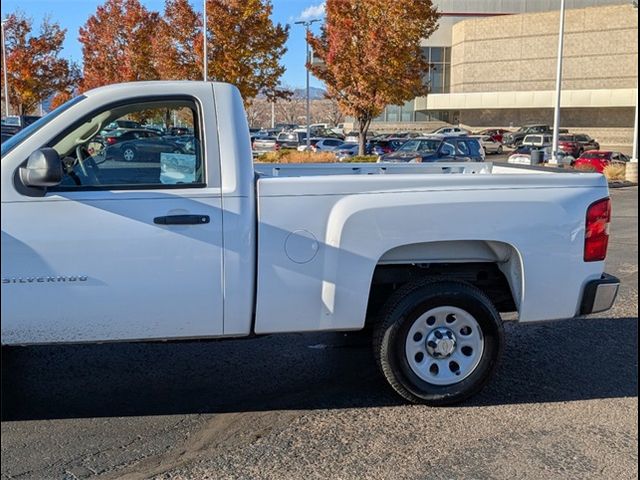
[0,12,80,115]
[309,0,440,154]
[153,0,204,81]
[204,0,289,102]
[79,0,160,91]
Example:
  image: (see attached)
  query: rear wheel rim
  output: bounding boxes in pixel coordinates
[405,306,484,386]
[123,148,135,161]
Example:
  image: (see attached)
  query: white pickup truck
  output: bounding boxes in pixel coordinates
[1,82,620,405]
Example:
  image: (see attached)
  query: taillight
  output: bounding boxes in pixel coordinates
[106,137,116,145]
[584,198,611,262]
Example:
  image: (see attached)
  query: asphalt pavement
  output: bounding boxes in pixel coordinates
[1,188,637,480]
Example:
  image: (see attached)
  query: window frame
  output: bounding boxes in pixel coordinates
[47,95,207,192]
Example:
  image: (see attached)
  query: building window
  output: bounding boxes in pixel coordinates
[372,47,450,123]
[422,47,451,94]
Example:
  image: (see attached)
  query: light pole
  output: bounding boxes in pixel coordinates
[627,1,638,183]
[550,0,566,165]
[294,19,320,149]
[271,100,275,129]
[203,0,208,82]
[1,19,10,117]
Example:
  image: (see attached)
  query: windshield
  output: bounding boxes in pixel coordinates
[1,95,86,156]
[559,135,575,141]
[581,152,610,159]
[398,139,440,153]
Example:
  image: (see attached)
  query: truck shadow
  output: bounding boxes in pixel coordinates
[1,316,636,421]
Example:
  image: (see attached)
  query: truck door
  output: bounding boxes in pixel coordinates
[1,95,224,344]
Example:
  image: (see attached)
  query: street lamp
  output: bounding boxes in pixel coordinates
[627,1,638,183]
[294,19,321,149]
[550,0,566,165]
[203,0,208,82]
[1,19,10,117]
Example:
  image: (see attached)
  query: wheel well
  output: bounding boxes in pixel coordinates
[365,262,518,325]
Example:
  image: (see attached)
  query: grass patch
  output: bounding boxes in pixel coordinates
[342,155,378,163]
[255,150,337,164]
[603,163,626,182]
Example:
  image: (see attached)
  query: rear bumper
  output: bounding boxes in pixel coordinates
[580,273,620,315]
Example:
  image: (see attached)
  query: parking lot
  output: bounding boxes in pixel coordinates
[1,187,637,480]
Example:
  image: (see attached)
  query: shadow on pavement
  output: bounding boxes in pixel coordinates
[1,316,637,421]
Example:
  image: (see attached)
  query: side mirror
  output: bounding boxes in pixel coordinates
[19,148,63,188]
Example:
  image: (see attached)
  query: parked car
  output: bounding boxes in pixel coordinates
[1,115,41,143]
[252,136,279,156]
[275,123,298,131]
[333,142,360,161]
[502,125,552,147]
[521,134,553,148]
[344,131,361,143]
[103,128,160,146]
[167,126,191,136]
[297,137,345,152]
[103,119,142,132]
[574,134,600,152]
[573,151,630,172]
[276,131,308,149]
[557,134,584,158]
[473,128,510,143]
[105,129,185,162]
[381,136,484,163]
[142,125,166,136]
[431,126,470,136]
[329,123,345,136]
[507,145,551,165]
[2,80,619,408]
[473,135,504,155]
[368,138,407,157]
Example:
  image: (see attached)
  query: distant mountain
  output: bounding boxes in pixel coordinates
[291,86,327,100]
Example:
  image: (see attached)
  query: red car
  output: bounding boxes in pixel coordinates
[573,150,630,173]
[558,134,582,157]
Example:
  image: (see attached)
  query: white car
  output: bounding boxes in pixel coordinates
[296,137,345,152]
[1,81,619,406]
[432,126,470,136]
[522,134,553,147]
[343,131,360,143]
[473,135,503,155]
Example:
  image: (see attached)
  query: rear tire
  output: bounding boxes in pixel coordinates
[373,279,504,406]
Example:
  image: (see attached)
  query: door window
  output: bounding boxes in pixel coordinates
[440,141,455,156]
[466,140,482,157]
[49,99,204,190]
[455,140,470,156]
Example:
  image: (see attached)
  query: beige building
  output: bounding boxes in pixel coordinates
[374,1,638,148]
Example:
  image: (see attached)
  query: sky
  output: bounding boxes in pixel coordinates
[2,0,327,89]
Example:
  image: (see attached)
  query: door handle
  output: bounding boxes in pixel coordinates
[154,215,210,225]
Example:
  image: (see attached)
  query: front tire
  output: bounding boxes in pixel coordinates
[373,280,504,406]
